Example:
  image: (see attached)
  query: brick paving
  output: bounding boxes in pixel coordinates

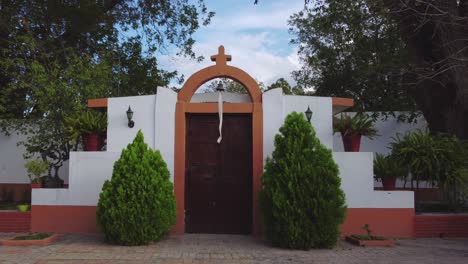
[0,233,467,264]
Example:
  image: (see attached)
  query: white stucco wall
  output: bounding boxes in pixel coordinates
[32,152,120,205]
[333,152,413,208]
[333,112,427,154]
[0,131,69,184]
[106,87,177,180]
[263,88,334,162]
[107,94,157,151]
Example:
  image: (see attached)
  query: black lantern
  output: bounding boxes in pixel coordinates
[126,106,134,128]
[305,106,313,122]
[216,81,225,92]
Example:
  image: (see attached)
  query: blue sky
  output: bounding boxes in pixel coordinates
[158,0,305,87]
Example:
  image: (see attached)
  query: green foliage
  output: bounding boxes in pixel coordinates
[0,1,214,178]
[289,0,417,120]
[24,159,49,182]
[333,113,378,139]
[266,78,311,95]
[259,112,346,249]
[389,130,468,211]
[13,233,50,240]
[65,111,107,144]
[373,154,406,181]
[97,131,176,245]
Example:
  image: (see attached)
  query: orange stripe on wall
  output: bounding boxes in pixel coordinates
[31,205,99,233]
[340,208,414,238]
[31,206,415,238]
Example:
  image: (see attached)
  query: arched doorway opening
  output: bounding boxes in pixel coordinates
[173,46,263,235]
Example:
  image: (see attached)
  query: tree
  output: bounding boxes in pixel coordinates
[289,0,417,119]
[379,0,468,138]
[266,77,311,95]
[0,1,214,179]
[97,131,176,245]
[259,112,346,249]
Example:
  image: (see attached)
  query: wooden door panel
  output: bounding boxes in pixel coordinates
[185,113,252,234]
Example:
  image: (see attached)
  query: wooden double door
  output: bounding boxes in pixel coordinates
[185,113,252,234]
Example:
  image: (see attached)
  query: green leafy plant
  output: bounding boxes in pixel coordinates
[65,111,107,144]
[24,159,49,183]
[13,233,51,240]
[333,113,378,139]
[390,130,468,211]
[96,131,176,246]
[373,154,406,181]
[259,112,346,249]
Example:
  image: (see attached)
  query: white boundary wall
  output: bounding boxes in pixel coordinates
[0,131,69,184]
[33,89,412,209]
[33,87,177,205]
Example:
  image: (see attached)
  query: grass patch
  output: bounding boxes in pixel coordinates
[13,233,51,240]
[350,234,386,241]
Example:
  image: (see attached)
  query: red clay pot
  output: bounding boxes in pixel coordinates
[382,177,397,191]
[83,133,103,151]
[31,182,41,189]
[342,134,362,152]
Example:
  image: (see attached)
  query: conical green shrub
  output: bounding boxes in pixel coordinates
[97,130,176,245]
[259,112,346,249]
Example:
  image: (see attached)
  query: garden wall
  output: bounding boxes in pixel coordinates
[415,214,468,237]
[333,152,415,238]
[0,130,69,202]
[0,211,30,232]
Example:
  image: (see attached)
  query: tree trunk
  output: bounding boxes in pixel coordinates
[382,0,468,139]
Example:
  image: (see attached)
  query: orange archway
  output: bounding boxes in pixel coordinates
[173,46,263,235]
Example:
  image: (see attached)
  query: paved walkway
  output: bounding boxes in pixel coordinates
[0,233,467,264]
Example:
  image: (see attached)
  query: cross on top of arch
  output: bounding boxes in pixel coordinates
[210,45,232,66]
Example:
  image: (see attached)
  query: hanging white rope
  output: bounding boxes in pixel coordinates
[217,91,223,143]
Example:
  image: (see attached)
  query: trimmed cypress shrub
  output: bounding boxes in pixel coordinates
[259,112,346,249]
[97,131,176,245]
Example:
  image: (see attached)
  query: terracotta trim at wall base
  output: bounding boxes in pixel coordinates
[30,205,415,239]
[31,206,99,233]
[341,208,414,238]
[0,234,60,246]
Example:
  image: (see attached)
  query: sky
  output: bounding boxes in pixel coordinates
[158,0,305,88]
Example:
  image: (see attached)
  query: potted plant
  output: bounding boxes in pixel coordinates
[65,110,107,151]
[17,204,30,212]
[373,153,406,190]
[333,113,378,152]
[24,159,49,188]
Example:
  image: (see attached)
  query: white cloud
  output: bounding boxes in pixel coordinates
[157,1,304,88]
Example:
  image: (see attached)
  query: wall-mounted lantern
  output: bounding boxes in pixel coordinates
[126,106,134,128]
[305,106,313,123]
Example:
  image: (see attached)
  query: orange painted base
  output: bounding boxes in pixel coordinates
[31,206,99,233]
[30,206,415,238]
[0,234,60,246]
[341,208,415,238]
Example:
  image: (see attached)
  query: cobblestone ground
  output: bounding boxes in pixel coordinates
[0,233,467,264]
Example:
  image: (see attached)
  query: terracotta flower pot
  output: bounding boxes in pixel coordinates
[342,134,362,152]
[31,182,42,189]
[83,133,103,151]
[382,177,397,190]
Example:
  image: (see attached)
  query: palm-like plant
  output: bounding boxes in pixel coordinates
[373,153,406,181]
[65,111,107,144]
[333,113,378,139]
